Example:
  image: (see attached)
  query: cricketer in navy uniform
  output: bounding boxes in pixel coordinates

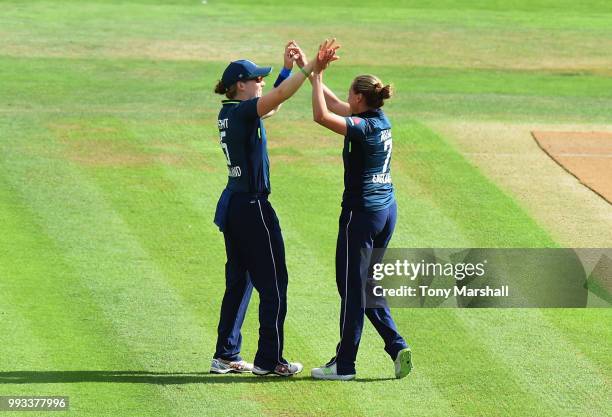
[305,40,412,380]
[210,42,338,377]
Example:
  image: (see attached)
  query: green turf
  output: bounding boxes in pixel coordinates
[0,1,610,416]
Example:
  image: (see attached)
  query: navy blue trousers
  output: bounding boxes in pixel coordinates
[327,201,409,375]
[213,194,288,370]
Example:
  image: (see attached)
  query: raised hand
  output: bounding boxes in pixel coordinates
[314,38,340,74]
[287,41,308,68]
[284,40,297,69]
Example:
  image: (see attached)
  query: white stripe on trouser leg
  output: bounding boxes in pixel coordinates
[257,200,282,366]
[331,210,352,366]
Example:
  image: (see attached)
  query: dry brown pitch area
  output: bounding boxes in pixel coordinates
[532,131,612,204]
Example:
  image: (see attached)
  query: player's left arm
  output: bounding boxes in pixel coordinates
[261,41,296,119]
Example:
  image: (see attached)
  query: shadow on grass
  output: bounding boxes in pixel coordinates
[0,371,398,384]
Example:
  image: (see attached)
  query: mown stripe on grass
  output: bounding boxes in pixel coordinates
[3,1,612,75]
[391,119,557,247]
[378,309,562,416]
[540,309,612,375]
[0,116,267,417]
[3,55,612,124]
[0,168,175,416]
[455,309,611,417]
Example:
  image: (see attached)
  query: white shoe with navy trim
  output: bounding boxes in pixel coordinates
[210,358,253,374]
[311,363,355,381]
[253,362,303,377]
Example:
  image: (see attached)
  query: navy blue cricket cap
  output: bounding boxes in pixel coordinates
[221,60,272,88]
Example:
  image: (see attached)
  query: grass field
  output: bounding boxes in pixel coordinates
[0,0,611,416]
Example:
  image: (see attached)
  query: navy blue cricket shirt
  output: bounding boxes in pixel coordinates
[342,108,395,212]
[217,98,270,195]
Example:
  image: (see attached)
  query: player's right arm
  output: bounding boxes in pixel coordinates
[312,72,348,136]
[256,61,314,117]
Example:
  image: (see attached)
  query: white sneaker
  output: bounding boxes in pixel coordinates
[210,358,253,374]
[253,362,303,377]
[311,363,355,381]
[394,348,413,379]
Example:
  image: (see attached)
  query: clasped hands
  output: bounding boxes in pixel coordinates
[283,39,340,74]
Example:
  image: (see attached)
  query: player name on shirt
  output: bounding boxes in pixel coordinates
[218,117,242,178]
[380,128,391,141]
[227,166,242,178]
[372,173,392,184]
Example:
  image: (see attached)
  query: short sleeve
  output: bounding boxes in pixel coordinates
[234,97,260,120]
[345,116,367,141]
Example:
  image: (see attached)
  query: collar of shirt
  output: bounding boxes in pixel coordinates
[353,108,383,118]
